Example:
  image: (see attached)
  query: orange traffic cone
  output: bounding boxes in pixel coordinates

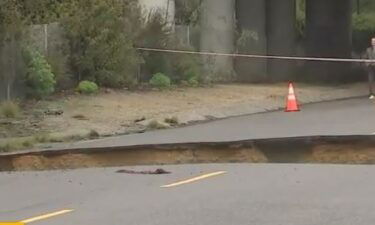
[285,82,300,112]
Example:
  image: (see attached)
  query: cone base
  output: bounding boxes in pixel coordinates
[285,109,300,112]
[285,102,300,112]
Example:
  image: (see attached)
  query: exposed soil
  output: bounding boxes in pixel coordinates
[308,144,375,164]
[2,136,375,171]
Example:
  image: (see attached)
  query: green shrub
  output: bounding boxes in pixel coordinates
[25,49,56,98]
[137,13,172,80]
[168,47,203,83]
[77,81,99,94]
[0,101,20,118]
[48,52,74,90]
[22,139,35,148]
[188,77,199,87]
[88,129,100,139]
[33,133,50,143]
[0,143,12,152]
[0,137,35,152]
[353,13,375,53]
[61,0,141,88]
[149,73,171,89]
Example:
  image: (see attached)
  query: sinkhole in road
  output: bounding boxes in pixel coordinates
[1,136,375,171]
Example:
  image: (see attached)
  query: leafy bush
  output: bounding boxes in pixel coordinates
[353,13,375,53]
[173,52,202,83]
[60,0,141,88]
[0,101,20,118]
[77,81,99,94]
[47,51,74,90]
[135,10,204,84]
[24,49,56,98]
[137,13,172,81]
[0,143,12,152]
[149,73,171,89]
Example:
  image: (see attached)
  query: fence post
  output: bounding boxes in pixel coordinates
[44,24,48,56]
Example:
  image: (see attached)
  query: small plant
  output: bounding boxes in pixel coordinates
[0,137,35,152]
[147,120,168,130]
[48,136,64,143]
[88,129,100,139]
[22,139,35,148]
[33,133,51,143]
[172,52,203,84]
[164,116,179,125]
[77,81,99,94]
[149,73,171,90]
[64,134,84,142]
[188,77,199,87]
[147,120,160,129]
[25,49,56,98]
[0,143,12,152]
[0,101,20,118]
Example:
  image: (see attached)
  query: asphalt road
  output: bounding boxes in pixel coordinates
[1,164,375,225]
[2,98,374,224]
[59,97,375,150]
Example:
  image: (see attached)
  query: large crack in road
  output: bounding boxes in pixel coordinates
[1,135,375,171]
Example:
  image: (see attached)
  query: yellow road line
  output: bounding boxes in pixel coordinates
[0,223,24,225]
[161,171,227,188]
[20,209,73,224]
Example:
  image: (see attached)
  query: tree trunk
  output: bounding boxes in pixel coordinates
[200,0,235,82]
[235,0,267,82]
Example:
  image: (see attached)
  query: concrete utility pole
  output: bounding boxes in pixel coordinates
[305,0,353,82]
[200,0,235,81]
[266,0,296,82]
[235,0,267,82]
